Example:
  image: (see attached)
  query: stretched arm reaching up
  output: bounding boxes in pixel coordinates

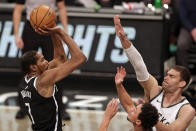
[115,66,135,113]
[114,15,161,101]
[35,26,86,95]
[99,98,119,131]
[49,34,68,68]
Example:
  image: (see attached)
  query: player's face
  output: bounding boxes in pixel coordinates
[36,53,49,73]
[127,104,142,125]
[162,69,182,91]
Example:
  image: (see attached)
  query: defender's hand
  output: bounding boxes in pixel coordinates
[104,98,119,120]
[115,66,126,86]
[114,15,125,40]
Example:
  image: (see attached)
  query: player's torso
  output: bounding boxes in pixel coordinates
[20,76,62,131]
[150,90,190,131]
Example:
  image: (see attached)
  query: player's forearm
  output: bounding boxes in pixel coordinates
[116,84,134,113]
[58,29,86,61]
[124,44,149,82]
[117,24,150,82]
[99,117,110,131]
[51,34,67,61]
[119,36,132,49]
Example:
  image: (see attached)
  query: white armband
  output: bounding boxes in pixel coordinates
[124,44,149,82]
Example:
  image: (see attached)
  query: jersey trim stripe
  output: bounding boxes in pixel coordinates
[150,89,163,103]
[25,76,36,83]
[161,95,187,108]
[33,77,38,90]
[53,85,58,131]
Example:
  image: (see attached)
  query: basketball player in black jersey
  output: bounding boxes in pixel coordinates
[13,0,69,120]
[20,26,86,131]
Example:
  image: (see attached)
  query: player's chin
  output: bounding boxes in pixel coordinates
[162,82,167,88]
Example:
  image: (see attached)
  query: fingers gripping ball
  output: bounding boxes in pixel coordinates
[30,5,56,30]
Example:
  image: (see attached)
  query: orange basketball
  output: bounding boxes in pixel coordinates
[30,5,56,30]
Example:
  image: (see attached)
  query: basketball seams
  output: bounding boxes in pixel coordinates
[30,6,56,30]
[30,14,36,29]
[30,8,37,29]
[35,7,41,26]
[45,16,56,27]
[37,7,51,28]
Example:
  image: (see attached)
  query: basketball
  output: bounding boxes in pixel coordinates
[30,5,56,30]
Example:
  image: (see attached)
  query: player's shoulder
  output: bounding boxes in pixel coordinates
[179,104,196,117]
[181,104,195,112]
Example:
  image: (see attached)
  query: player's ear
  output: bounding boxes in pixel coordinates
[179,80,186,89]
[136,119,141,126]
[30,64,37,72]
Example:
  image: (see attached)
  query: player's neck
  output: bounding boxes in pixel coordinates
[163,91,183,107]
[133,125,143,131]
[27,72,38,79]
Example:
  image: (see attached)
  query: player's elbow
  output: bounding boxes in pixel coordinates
[79,54,87,65]
[74,53,87,66]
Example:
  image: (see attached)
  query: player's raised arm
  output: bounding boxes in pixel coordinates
[114,15,161,101]
[99,99,119,131]
[35,26,86,88]
[115,66,135,113]
[34,26,68,68]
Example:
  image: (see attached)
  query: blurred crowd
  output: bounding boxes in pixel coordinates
[3,0,172,8]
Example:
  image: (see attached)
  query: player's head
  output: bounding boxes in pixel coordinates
[21,51,49,75]
[162,65,191,91]
[127,103,159,131]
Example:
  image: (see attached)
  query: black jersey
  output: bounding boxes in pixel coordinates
[20,76,62,131]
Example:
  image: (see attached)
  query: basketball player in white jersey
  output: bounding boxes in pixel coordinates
[114,15,195,131]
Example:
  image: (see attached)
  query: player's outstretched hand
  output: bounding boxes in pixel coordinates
[134,97,146,106]
[115,66,126,86]
[104,98,119,120]
[114,15,125,40]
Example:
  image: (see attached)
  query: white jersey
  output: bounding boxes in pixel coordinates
[150,90,190,131]
[25,0,57,20]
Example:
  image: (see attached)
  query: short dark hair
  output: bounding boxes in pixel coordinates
[138,103,159,131]
[171,65,191,87]
[21,51,38,75]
